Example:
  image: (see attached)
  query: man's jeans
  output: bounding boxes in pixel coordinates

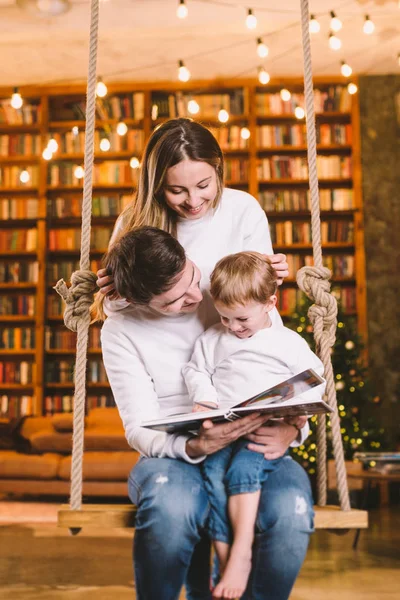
[128,454,314,600]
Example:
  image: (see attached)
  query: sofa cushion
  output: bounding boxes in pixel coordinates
[84,428,130,451]
[0,451,60,480]
[30,431,73,454]
[58,451,139,481]
[52,413,81,433]
[86,407,123,430]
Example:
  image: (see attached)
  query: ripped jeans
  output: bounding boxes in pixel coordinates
[128,454,314,600]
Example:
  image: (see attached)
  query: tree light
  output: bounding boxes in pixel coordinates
[257,38,268,58]
[47,138,58,153]
[19,170,30,183]
[240,127,250,140]
[130,157,140,169]
[96,78,108,98]
[294,106,305,119]
[258,67,270,85]
[42,148,53,160]
[330,11,342,32]
[116,121,128,136]
[341,61,352,77]
[329,33,342,51]
[11,88,23,109]
[347,82,358,95]
[280,88,291,102]
[309,14,320,34]
[178,60,191,82]
[363,15,375,35]
[188,99,200,115]
[176,0,188,19]
[246,9,257,30]
[218,109,229,123]
[100,138,111,152]
[74,166,84,179]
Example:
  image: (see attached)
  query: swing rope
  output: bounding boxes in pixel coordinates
[54,0,351,514]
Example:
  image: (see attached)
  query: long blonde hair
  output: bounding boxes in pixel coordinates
[93,118,225,321]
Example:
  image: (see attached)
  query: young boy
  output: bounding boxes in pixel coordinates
[182,251,325,599]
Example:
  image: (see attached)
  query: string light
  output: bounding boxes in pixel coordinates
[341,61,352,77]
[42,148,53,160]
[116,120,128,136]
[294,106,305,119]
[257,38,268,58]
[348,82,358,95]
[96,78,108,98]
[178,60,191,82]
[330,11,342,32]
[218,108,229,123]
[240,127,250,140]
[329,32,342,51]
[176,0,188,19]
[100,138,111,152]
[130,157,140,169]
[72,126,79,137]
[47,138,58,153]
[309,14,320,34]
[258,67,270,85]
[11,87,23,109]
[19,169,30,183]
[246,9,257,30]
[363,15,375,35]
[280,88,291,102]
[74,166,84,179]
[187,99,200,115]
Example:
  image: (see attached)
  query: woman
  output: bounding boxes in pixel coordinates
[96,118,314,600]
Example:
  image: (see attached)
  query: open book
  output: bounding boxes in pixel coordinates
[142,368,331,434]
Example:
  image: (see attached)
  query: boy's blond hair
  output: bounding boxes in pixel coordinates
[210,251,278,307]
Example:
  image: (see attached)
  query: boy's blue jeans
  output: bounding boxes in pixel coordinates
[128,453,314,600]
[201,438,283,544]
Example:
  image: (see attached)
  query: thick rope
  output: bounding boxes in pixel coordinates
[298,0,350,510]
[54,0,100,511]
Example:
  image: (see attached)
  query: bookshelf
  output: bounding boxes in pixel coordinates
[0,78,367,419]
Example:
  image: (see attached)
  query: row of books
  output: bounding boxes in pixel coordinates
[48,227,113,251]
[259,189,354,212]
[286,253,355,278]
[0,198,38,220]
[0,395,35,418]
[50,129,144,155]
[47,259,102,283]
[277,286,356,314]
[151,90,245,119]
[0,295,36,316]
[0,166,39,188]
[45,359,108,384]
[0,261,38,284]
[48,194,131,218]
[0,229,37,252]
[45,325,101,350]
[0,327,35,349]
[0,100,41,125]
[49,93,145,122]
[0,134,41,156]
[257,156,352,180]
[208,126,250,150]
[256,123,352,147]
[225,158,249,182]
[43,394,115,415]
[270,220,354,245]
[48,162,139,186]
[0,361,35,384]
[256,86,352,115]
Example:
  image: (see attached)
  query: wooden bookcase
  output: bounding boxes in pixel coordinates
[0,77,367,419]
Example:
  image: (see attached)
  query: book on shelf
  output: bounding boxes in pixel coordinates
[285,254,355,279]
[258,189,353,212]
[47,259,102,282]
[0,198,39,220]
[270,220,354,245]
[45,325,101,350]
[0,134,41,156]
[0,165,39,188]
[208,125,249,151]
[225,158,249,182]
[151,90,245,120]
[0,100,41,125]
[142,369,329,434]
[256,85,351,116]
[44,393,115,415]
[48,162,139,186]
[0,395,35,418]
[277,287,356,314]
[48,194,131,218]
[48,226,113,251]
[0,295,36,316]
[256,123,352,147]
[49,93,145,122]
[0,229,37,252]
[0,361,35,384]
[50,129,144,154]
[0,261,39,284]
[257,156,352,180]
[0,326,35,350]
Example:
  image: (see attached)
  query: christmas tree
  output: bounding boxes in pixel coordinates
[287,296,386,476]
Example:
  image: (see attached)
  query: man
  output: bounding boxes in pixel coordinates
[101,226,314,600]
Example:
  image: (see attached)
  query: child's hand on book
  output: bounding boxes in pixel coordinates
[192,401,218,413]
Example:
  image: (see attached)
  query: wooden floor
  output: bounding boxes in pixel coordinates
[0,502,399,599]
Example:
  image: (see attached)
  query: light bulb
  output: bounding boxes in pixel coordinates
[188,99,200,115]
[280,88,291,102]
[363,15,375,35]
[47,138,58,153]
[330,11,342,32]
[240,127,251,140]
[19,170,30,183]
[218,109,229,123]
[74,166,84,179]
[130,157,140,169]
[309,15,320,34]
[11,88,23,109]
[177,0,188,19]
[341,61,352,77]
[257,38,268,58]
[72,126,79,137]
[329,33,342,51]
[258,67,270,85]
[246,9,257,30]
[100,138,111,152]
[42,148,53,160]
[116,121,128,136]
[96,78,108,98]
[347,82,358,95]
[294,106,305,119]
[178,60,191,82]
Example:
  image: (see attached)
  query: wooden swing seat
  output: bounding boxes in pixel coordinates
[58,504,368,530]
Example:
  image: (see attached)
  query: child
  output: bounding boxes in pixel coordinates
[182,251,325,599]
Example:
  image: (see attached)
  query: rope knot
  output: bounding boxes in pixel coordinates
[54,270,98,332]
